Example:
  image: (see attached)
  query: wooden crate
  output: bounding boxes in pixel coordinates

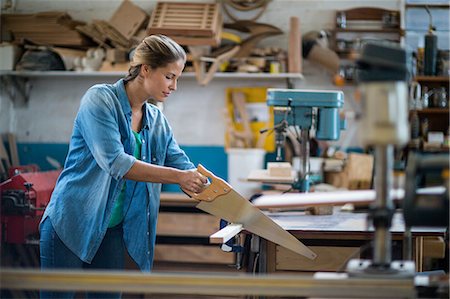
[147,2,222,46]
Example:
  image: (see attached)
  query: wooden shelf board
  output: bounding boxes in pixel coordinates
[0,71,304,80]
[416,108,450,114]
[333,28,401,33]
[414,76,450,83]
[406,4,450,9]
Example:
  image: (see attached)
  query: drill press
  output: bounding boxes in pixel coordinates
[266,89,345,192]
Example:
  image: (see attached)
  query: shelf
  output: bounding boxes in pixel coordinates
[416,108,449,114]
[405,4,450,9]
[414,76,450,83]
[333,28,402,33]
[0,70,304,80]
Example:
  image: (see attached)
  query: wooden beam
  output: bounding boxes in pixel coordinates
[0,268,416,298]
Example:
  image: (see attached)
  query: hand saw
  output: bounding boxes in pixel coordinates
[184,164,317,260]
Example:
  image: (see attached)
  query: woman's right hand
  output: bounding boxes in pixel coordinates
[178,169,208,194]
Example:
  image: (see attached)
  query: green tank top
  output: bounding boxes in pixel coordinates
[108,131,142,228]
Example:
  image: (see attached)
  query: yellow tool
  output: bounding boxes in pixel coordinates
[184,164,317,260]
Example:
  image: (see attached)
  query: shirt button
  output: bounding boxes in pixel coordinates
[147,251,150,255]
[147,232,150,236]
[152,157,156,162]
[142,155,146,160]
[142,139,145,144]
[147,212,150,217]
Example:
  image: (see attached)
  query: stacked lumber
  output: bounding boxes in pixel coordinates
[77,0,148,51]
[1,12,93,47]
[147,2,222,46]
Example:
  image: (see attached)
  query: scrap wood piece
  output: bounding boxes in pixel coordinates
[224,20,282,35]
[109,0,149,40]
[76,24,110,48]
[233,31,282,58]
[2,12,93,47]
[231,91,253,147]
[148,2,221,37]
[93,20,130,50]
[0,137,11,172]
[5,133,19,166]
[288,16,302,73]
[210,223,243,244]
[189,44,240,85]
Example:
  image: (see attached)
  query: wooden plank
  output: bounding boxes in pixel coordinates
[6,133,19,166]
[276,245,360,272]
[156,212,220,237]
[0,268,416,298]
[0,138,11,170]
[210,224,243,244]
[288,16,302,73]
[247,169,296,184]
[153,244,234,264]
[231,91,253,147]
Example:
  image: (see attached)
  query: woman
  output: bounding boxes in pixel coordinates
[40,34,207,298]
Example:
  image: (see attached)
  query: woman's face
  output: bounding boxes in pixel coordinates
[142,59,185,102]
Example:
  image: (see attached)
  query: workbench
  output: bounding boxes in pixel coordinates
[154,192,237,272]
[257,207,447,274]
[156,193,447,274]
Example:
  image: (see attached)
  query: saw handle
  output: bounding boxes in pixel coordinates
[183,164,232,202]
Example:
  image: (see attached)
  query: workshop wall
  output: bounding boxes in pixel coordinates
[0,0,402,182]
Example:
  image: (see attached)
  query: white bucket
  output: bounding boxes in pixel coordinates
[227,148,266,199]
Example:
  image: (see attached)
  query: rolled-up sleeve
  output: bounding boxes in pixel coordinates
[163,120,195,170]
[77,88,135,180]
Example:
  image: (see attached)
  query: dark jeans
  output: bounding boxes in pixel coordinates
[40,217,124,299]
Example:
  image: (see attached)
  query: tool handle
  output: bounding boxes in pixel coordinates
[183,164,232,202]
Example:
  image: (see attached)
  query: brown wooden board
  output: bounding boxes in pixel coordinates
[1,12,93,47]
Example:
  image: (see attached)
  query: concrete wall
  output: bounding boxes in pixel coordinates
[0,0,402,178]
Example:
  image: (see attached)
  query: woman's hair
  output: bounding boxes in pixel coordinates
[124,34,186,82]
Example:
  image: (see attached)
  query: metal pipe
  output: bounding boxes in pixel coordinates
[298,129,310,191]
[373,145,394,266]
[403,226,413,261]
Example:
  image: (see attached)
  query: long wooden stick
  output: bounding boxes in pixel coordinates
[1,268,415,298]
[288,16,301,73]
[210,223,243,244]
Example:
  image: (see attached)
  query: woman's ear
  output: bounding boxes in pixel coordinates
[141,64,149,74]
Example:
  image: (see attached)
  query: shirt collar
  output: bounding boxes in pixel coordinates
[116,79,150,131]
[115,79,132,117]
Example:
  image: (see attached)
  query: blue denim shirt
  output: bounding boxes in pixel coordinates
[41,79,194,271]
